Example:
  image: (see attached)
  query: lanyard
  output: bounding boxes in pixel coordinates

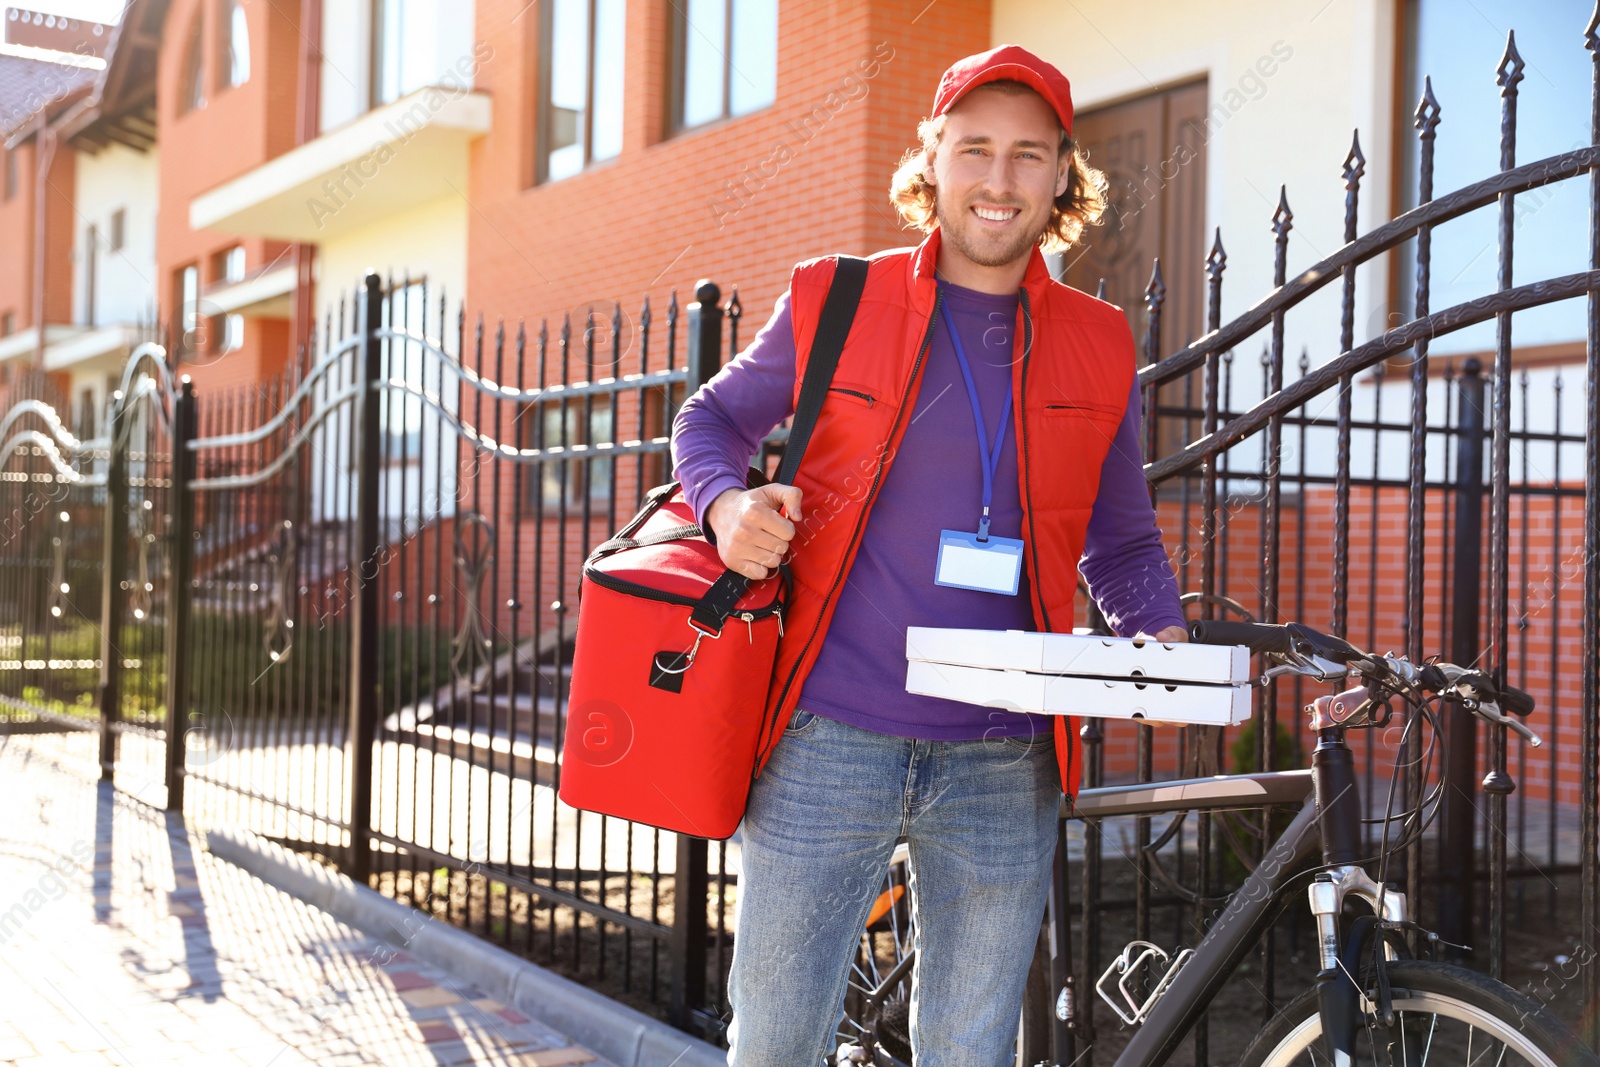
[938,295,1012,542]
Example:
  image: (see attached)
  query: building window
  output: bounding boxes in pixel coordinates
[1,311,13,337]
[181,13,206,113]
[672,0,777,131]
[176,264,202,357]
[219,0,250,89]
[218,245,246,282]
[381,280,428,462]
[211,246,245,353]
[527,399,614,507]
[84,222,99,328]
[109,209,124,252]
[537,0,625,183]
[2,148,14,200]
[373,0,435,106]
[78,388,96,440]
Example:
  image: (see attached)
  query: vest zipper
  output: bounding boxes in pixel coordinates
[1018,288,1049,634]
[757,287,945,768]
[1017,289,1073,795]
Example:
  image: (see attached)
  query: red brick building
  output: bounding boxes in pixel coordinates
[0,12,96,397]
[464,0,988,334]
[154,0,301,392]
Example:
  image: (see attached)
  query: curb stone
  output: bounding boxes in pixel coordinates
[204,826,726,1067]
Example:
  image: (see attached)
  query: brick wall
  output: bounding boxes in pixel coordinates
[156,0,300,393]
[0,140,35,331]
[0,136,75,344]
[463,0,991,346]
[39,137,72,324]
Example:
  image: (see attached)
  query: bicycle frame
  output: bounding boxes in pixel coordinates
[1041,769,1311,1065]
[849,747,1397,1065]
[1053,720,1401,1067]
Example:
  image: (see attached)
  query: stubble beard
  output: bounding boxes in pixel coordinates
[934,193,1048,271]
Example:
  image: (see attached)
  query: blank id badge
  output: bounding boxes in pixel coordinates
[934,529,1024,596]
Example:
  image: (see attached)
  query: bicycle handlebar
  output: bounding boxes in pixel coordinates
[1189,618,1540,741]
[1187,619,1293,654]
[1500,684,1536,717]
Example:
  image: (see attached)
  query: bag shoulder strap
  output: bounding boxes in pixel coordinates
[690,254,870,634]
[775,255,868,485]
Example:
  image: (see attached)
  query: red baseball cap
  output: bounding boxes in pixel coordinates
[931,44,1074,136]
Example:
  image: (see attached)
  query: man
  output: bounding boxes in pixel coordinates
[671,44,1187,1067]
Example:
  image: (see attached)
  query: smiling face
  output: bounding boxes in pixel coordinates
[924,84,1071,292]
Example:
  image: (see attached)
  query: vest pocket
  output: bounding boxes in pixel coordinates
[828,385,878,408]
[1041,401,1123,417]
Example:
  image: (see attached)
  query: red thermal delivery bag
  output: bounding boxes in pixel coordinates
[558,479,786,839]
[557,255,866,839]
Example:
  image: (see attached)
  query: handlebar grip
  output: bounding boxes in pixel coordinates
[1501,685,1536,717]
[1188,619,1293,654]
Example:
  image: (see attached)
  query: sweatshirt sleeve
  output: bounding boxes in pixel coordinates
[1076,377,1188,638]
[671,292,800,532]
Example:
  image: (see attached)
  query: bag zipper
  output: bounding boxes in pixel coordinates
[584,566,784,618]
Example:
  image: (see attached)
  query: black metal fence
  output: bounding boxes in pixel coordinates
[1066,18,1600,1063]
[1,11,1598,1059]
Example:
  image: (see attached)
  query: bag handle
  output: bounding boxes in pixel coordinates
[689,255,870,635]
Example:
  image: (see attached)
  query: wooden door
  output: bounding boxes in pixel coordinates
[1064,80,1209,374]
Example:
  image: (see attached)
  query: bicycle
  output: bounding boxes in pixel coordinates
[831,618,1599,1066]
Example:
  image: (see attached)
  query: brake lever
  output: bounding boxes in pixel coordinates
[1440,673,1542,746]
[1466,698,1543,747]
[1258,655,1350,686]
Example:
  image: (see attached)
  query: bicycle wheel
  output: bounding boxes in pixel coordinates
[832,849,1052,1066]
[1239,960,1599,1067]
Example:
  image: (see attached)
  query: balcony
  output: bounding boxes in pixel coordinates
[189,87,491,242]
[42,323,146,371]
[0,326,81,364]
[203,261,296,318]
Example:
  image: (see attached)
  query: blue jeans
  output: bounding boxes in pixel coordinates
[726,709,1061,1066]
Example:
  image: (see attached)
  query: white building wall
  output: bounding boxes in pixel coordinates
[72,144,158,329]
[311,195,469,523]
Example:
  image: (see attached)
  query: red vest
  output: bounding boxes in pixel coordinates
[754,230,1139,794]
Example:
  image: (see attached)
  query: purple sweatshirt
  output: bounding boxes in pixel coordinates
[671,280,1186,740]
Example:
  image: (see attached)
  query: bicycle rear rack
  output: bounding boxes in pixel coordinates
[1096,940,1195,1025]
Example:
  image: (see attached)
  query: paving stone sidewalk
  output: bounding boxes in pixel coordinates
[0,731,612,1067]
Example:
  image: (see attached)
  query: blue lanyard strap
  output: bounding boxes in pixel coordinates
[938,295,1012,542]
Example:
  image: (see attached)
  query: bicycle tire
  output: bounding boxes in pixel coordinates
[1238,959,1600,1067]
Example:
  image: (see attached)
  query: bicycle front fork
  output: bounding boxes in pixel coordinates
[1310,864,1408,1062]
[1310,723,1409,1061]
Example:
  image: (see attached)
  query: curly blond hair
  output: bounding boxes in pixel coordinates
[889,81,1108,253]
